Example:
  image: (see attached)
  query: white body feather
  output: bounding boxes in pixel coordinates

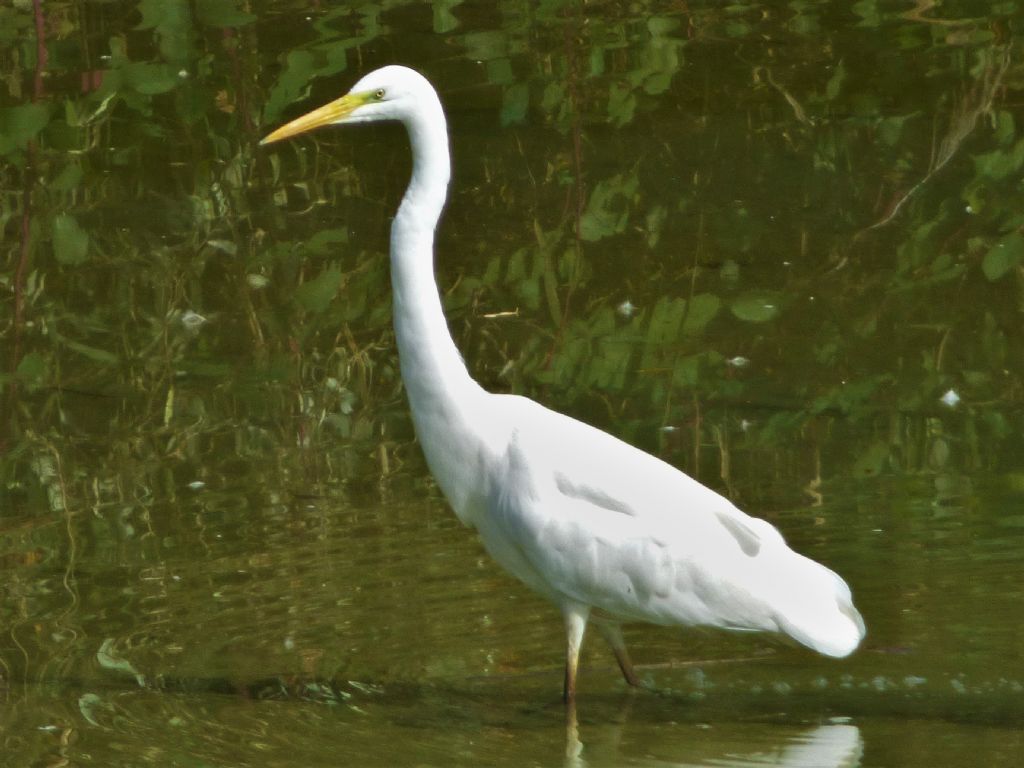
[380,63,864,660]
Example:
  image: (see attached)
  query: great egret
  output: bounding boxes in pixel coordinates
[261,65,866,701]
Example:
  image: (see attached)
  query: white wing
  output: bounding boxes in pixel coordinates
[477,394,865,657]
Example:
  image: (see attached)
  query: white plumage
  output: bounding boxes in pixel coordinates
[262,65,866,700]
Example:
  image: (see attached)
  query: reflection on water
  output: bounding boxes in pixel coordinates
[3,0,1024,765]
[5,682,869,768]
[7,673,1022,768]
[567,715,862,768]
[2,475,1023,765]
[777,725,862,768]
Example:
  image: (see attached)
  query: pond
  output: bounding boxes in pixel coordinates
[2,1,1023,765]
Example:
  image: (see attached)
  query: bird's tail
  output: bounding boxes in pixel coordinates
[768,553,866,658]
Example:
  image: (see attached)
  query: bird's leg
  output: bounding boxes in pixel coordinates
[562,603,590,703]
[596,622,640,688]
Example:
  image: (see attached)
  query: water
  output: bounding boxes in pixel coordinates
[2,1,1023,765]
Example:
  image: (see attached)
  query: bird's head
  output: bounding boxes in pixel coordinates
[260,65,433,145]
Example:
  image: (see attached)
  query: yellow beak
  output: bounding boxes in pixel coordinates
[260,92,367,145]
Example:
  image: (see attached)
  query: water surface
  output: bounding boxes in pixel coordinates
[2,1,1023,765]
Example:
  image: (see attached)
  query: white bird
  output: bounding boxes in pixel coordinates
[261,65,866,701]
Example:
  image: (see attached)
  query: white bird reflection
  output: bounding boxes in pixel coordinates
[776,724,862,768]
[565,702,862,768]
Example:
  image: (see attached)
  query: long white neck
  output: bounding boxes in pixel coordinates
[391,88,487,519]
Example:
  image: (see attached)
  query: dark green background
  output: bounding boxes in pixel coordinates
[1,1,1022,765]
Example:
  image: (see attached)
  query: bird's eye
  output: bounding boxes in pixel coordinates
[374,88,386,100]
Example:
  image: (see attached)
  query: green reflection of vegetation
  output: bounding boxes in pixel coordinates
[1,0,1023,735]
[2,4,1024,765]
[4,2,1022,501]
